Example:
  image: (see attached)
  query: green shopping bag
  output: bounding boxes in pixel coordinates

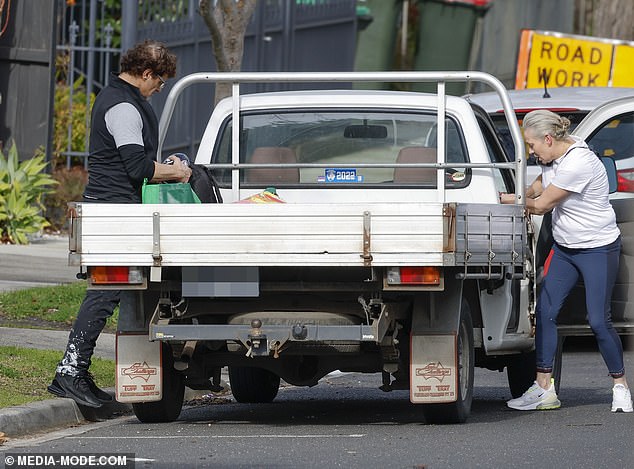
[142,179,201,204]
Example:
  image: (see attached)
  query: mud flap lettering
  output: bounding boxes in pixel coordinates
[116,333,162,403]
[410,334,457,403]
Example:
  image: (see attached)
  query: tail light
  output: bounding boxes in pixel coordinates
[617,169,634,192]
[386,266,441,286]
[88,266,145,286]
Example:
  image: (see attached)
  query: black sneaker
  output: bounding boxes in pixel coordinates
[48,372,104,408]
[47,378,66,398]
[86,374,113,402]
[48,373,113,403]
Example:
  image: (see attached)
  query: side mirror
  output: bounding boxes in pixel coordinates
[600,156,618,193]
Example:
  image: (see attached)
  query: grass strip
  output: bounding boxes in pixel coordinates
[0,282,118,330]
[0,346,115,408]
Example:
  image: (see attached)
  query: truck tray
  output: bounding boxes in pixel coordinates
[70,201,527,271]
[70,202,451,267]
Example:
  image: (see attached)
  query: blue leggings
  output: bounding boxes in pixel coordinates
[536,237,624,378]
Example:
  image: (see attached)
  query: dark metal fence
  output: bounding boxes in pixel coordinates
[55,0,357,164]
[0,0,57,161]
[56,0,120,167]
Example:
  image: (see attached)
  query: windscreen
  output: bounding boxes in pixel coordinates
[212,110,470,188]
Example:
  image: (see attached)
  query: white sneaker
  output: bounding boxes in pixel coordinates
[507,380,561,411]
[611,384,633,413]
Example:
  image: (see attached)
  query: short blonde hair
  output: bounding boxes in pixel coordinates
[522,109,571,140]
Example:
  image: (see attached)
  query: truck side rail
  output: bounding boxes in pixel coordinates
[157,71,526,204]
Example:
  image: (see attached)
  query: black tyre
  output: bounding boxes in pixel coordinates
[421,298,474,424]
[229,366,280,403]
[132,343,185,423]
[506,350,536,398]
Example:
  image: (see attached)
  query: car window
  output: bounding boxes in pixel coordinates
[476,115,515,194]
[213,110,471,188]
[586,112,634,163]
[490,111,588,163]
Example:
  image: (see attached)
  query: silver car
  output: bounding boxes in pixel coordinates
[560,95,634,339]
[468,88,634,369]
[466,87,634,190]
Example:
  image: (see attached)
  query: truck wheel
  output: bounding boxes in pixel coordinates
[229,366,280,403]
[421,299,474,424]
[132,343,185,423]
[506,350,536,398]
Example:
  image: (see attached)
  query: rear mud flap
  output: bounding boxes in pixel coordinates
[410,334,457,403]
[116,333,162,403]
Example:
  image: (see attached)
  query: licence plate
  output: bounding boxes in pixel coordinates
[321,168,364,183]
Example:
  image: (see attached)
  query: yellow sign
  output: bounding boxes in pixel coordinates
[515,29,634,89]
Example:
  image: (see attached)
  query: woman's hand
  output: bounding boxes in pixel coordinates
[499,192,516,204]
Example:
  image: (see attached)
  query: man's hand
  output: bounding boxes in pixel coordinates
[151,157,192,183]
[164,155,192,182]
[174,159,192,182]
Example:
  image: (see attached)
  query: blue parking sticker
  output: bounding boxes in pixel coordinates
[317,168,364,183]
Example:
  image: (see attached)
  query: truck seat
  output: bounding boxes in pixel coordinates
[393,146,437,184]
[246,147,300,184]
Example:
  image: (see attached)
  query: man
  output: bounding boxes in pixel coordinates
[48,40,191,408]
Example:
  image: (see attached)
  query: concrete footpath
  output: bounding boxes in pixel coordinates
[0,236,129,439]
[0,235,77,293]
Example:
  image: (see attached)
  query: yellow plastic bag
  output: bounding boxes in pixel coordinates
[236,187,286,204]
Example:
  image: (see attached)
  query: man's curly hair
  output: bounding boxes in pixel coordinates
[120,40,177,78]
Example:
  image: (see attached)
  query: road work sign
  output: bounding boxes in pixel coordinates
[515,29,634,89]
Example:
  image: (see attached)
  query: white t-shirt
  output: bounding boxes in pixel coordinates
[541,136,620,248]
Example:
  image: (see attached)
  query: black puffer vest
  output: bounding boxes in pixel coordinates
[84,73,158,202]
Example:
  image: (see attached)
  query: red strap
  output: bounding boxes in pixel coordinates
[543,248,554,277]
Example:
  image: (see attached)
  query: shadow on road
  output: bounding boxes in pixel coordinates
[162,384,604,427]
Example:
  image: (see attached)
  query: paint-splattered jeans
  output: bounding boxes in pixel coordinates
[536,237,624,378]
[56,289,121,376]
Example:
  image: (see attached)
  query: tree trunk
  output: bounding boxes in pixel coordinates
[198,0,258,105]
[575,0,634,41]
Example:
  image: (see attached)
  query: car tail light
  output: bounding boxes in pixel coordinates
[386,266,441,285]
[89,266,144,285]
[617,169,634,192]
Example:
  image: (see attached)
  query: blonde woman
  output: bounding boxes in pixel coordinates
[501,109,632,413]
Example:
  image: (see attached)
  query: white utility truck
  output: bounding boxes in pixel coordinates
[69,72,536,424]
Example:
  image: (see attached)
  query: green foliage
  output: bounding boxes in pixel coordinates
[139,0,190,23]
[96,0,122,49]
[52,61,95,169]
[0,143,58,244]
[49,55,93,230]
[45,166,88,232]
